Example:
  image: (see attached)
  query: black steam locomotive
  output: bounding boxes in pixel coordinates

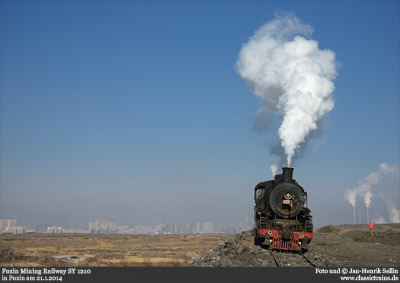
[254,167,313,251]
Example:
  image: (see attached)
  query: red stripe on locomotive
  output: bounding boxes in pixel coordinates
[258,229,313,251]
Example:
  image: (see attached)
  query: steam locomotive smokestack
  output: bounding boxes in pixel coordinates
[282,167,294,182]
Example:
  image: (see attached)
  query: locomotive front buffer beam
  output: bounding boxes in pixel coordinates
[258,229,313,251]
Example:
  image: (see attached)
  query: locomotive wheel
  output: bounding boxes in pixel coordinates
[269,183,305,218]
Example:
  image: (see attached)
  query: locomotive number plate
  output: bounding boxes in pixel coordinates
[282,200,291,205]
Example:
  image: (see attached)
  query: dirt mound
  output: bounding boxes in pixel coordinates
[341,230,400,245]
[190,231,338,267]
[190,231,274,267]
[317,225,337,233]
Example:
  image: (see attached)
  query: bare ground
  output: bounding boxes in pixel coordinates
[192,224,400,267]
[0,233,231,267]
[1,224,399,267]
[309,224,400,266]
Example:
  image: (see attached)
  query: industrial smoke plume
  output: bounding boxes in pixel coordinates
[344,163,399,224]
[387,200,400,223]
[237,12,337,167]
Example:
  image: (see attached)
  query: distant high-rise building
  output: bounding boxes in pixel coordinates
[47,226,63,233]
[0,220,17,232]
[201,222,214,234]
[5,226,25,234]
[165,224,173,234]
[89,220,117,233]
[35,223,50,232]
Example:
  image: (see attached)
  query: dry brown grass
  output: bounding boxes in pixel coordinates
[0,233,232,267]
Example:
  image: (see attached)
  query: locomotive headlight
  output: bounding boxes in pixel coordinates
[300,233,304,238]
[268,231,272,235]
[255,189,265,199]
[284,192,292,199]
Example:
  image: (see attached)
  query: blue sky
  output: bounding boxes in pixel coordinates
[1,0,399,228]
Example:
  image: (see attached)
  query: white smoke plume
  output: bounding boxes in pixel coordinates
[373,217,386,224]
[379,163,399,176]
[270,164,278,177]
[372,200,400,224]
[344,163,399,209]
[387,200,400,223]
[344,190,357,207]
[236,12,337,166]
[364,191,373,209]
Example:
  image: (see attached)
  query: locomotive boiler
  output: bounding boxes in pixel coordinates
[254,167,313,251]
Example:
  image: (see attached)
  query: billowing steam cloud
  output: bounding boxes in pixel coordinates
[372,200,400,224]
[387,200,400,223]
[344,163,399,221]
[236,12,337,166]
[379,163,398,176]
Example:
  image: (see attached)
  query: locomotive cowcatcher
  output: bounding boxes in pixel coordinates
[254,167,313,251]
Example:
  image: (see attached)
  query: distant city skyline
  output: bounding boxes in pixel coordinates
[0,218,252,235]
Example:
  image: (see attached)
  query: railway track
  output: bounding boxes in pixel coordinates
[269,250,280,266]
[299,252,317,267]
[269,250,317,267]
